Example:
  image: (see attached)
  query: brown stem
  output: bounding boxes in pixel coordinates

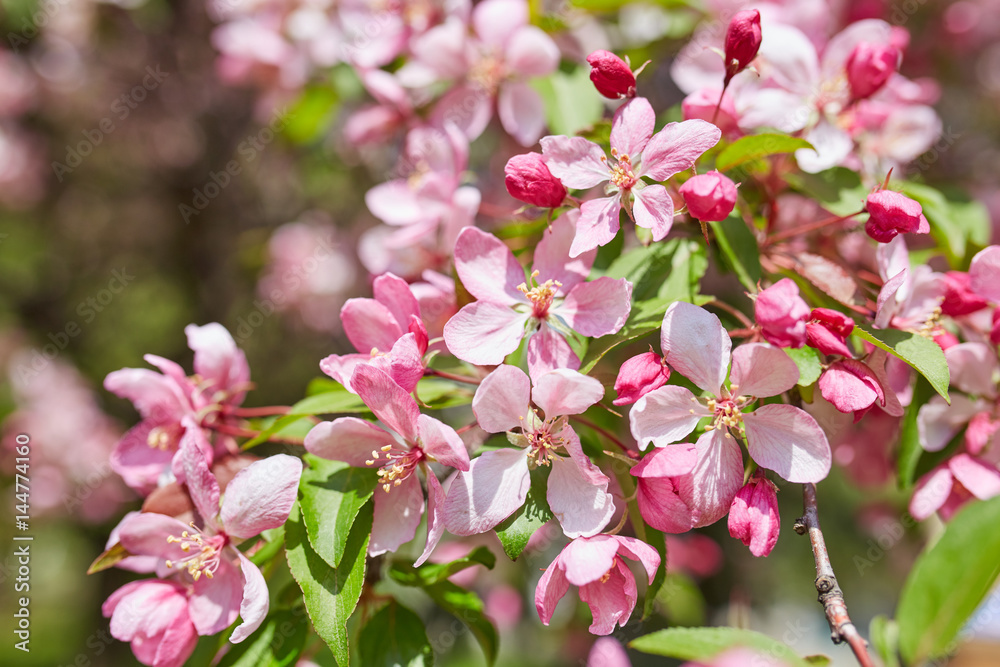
[209,421,304,446]
[794,483,876,667]
[765,210,865,245]
[570,416,638,460]
[711,81,730,125]
[222,405,292,418]
[706,299,755,329]
[424,368,482,385]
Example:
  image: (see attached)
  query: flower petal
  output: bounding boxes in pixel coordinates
[743,404,832,483]
[540,136,609,190]
[561,535,621,586]
[341,298,405,354]
[629,385,706,450]
[304,417,399,466]
[369,473,425,556]
[730,343,800,397]
[498,81,547,147]
[473,364,532,433]
[220,454,303,540]
[569,196,622,257]
[442,448,531,535]
[613,536,661,584]
[679,429,745,528]
[373,273,420,330]
[556,277,632,337]
[916,395,980,452]
[526,323,581,382]
[579,558,635,635]
[946,342,998,398]
[631,184,675,241]
[660,302,731,395]
[909,465,953,521]
[970,245,1000,302]
[610,97,655,158]
[117,512,200,561]
[179,426,221,527]
[189,556,243,636]
[534,553,570,626]
[505,25,560,76]
[531,368,605,417]
[443,302,529,365]
[186,323,250,399]
[548,449,615,538]
[949,454,1000,500]
[640,119,722,181]
[454,226,527,305]
[533,209,595,293]
[230,552,269,643]
[352,364,421,442]
[417,415,470,471]
[415,471,447,567]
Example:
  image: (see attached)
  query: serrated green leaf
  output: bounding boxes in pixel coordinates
[716,134,814,172]
[422,581,499,666]
[286,502,371,667]
[495,466,553,560]
[712,215,761,292]
[784,347,823,387]
[358,601,434,667]
[853,324,949,401]
[217,609,309,667]
[630,627,815,667]
[531,67,603,137]
[897,496,1000,664]
[299,455,377,567]
[896,376,934,489]
[389,546,496,587]
[869,615,900,667]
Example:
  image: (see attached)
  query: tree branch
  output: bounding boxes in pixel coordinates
[794,483,876,667]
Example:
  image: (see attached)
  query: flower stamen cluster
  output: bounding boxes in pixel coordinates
[164,524,224,581]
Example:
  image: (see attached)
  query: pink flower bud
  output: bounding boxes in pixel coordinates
[723,9,762,84]
[754,278,809,348]
[586,50,636,99]
[933,329,959,350]
[683,88,740,137]
[679,171,737,222]
[846,42,899,101]
[818,359,885,419]
[941,271,989,317]
[613,350,670,405]
[864,190,930,243]
[806,307,854,357]
[504,153,567,208]
[728,473,779,557]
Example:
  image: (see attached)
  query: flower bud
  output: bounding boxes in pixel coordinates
[864,190,930,243]
[846,42,899,101]
[683,88,740,137]
[504,153,567,208]
[723,9,762,85]
[613,350,670,405]
[806,307,854,357]
[754,278,809,348]
[941,271,989,317]
[728,473,779,557]
[679,171,737,222]
[818,358,885,419]
[586,50,636,99]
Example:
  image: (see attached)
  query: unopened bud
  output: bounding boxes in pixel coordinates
[806,308,854,357]
[504,153,567,208]
[723,9,762,85]
[755,278,809,348]
[864,190,930,243]
[846,42,899,101]
[586,50,637,99]
[728,472,779,557]
[613,350,670,405]
[679,171,737,222]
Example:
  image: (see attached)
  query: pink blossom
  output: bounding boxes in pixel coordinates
[665,534,723,578]
[535,534,659,635]
[728,472,780,557]
[874,236,947,331]
[683,648,794,667]
[586,50,636,99]
[865,189,931,243]
[305,364,469,562]
[970,245,1000,303]
[846,42,900,101]
[541,97,721,257]
[115,436,302,644]
[504,152,567,208]
[630,302,831,484]
[723,10,762,85]
[806,308,855,357]
[443,218,632,381]
[910,454,1000,521]
[613,349,670,406]
[102,579,199,667]
[917,342,999,454]
[442,365,615,538]
[680,171,738,223]
[754,278,810,348]
[587,637,631,667]
[941,271,989,317]
[818,351,903,421]
[682,88,740,138]
[104,324,250,495]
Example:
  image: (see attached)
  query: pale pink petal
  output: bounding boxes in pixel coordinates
[370,473,425,556]
[730,343,800,397]
[556,277,632,337]
[610,97,655,158]
[946,342,998,397]
[588,637,631,667]
[679,429,745,528]
[531,368,604,417]
[660,302,731,395]
[498,81,547,146]
[220,454,303,539]
[230,552,269,643]
[179,427,221,527]
[106,580,185,640]
[430,84,494,142]
[444,302,530,365]
[540,136,609,190]
[526,325,581,382]
[533,209,595,293]
[570,196,622,257]
[185,323,249,398]
[548,451,615,538]
[472,364,532,433]
[352,364,421,442]
[874,268,907,329]
[117,513,198,561]
[304,417,399,466]
[743,404,832,483]
[916,395,980,452]
[561,535,621,585]
[949,454,1000,500]
[318,353,370,392]
[442,448,531,535]
[970,246,1000,302]
[151,609,198,667]
[535,554,570,625]
[909,465,953,521]
[631,443,698,479]
[454,226,526,305]
[110,422,178,494]
[631,184,675,241]
[417,415,470,471]
[613,536,661,584]
[629,385,707,449]
[341,298,405,353]
[579,559,635,635]
[867,348,905,417]
[505,25,559,76]
[189,556,243,635]
[415,472,447,567]
[639,119,721,181]
[104,368,189,422]
[473,0,527,46]
[365,180,426,226]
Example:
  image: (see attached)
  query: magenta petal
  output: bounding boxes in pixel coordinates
[631,184,675,241]
[526,324,581,382]
[909,465,953,521]
[534,553,570,626]
[442,448,531,536]
[370,474,424,556]
[610,97,655,158]
[557,277,632,337]
[341,298,405,354]
[569,197,622,257]
[415,472,447,567]
[629,385,707,450]
[352,365,421,442]
[179,427,221,527]
[230,552,269,643]
[532,368,604,417]
[949,454,1000,500]
[640,119,722,181]
[548,452,615,538]
[189,556,243,636]
[631,443,698,479]
[443,302,529,365]
[818,360,880,414]
[636,476,694,533]
[473,364,532,433]
[730,343,800,397]
[660,302,731,395]
[540,136,610,190]
[970,245,1000,302]
[304,417,399,466]
[743,404,832,483]
[220,454,303,539]
[533,209,595,293]
[454,226,527,305]
[579,559,636,635]
[417,414,470,471]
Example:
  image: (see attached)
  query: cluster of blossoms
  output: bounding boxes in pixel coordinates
[85,4,1000,667]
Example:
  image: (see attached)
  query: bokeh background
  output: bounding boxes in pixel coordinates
[2,0,1000,665]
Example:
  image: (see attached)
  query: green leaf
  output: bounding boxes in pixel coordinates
[784,347,822,387]
[653,573,707,627]
[897,496,1000,664]
[896,376,934,489]
[242,414,311,449]
[642,528,667,620]
[290,386,369,416]
[285,502,371,666]
[716,133,814,172]
[389,546,496,587]
[299,455,378,567]
[358,601,434,667]
[495,466,553,560]
[421,581,499,666]
[249,526,286,568]
[786,167,869,217]
[712,215,761,292]
[869,615,900,667]
[217,610,309,667]
[87,541,130,575]
[284,85,339,145]
[531,67,604,137]
[897,182,992,267]
[853,324,949,401]
[630,627,816,667]
[414,377,474,409]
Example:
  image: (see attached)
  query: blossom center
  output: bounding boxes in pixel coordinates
[517,270,561,319]
[470,54,506,93]
[523,414,566,467]
[366,445,423,493]
[165,524,226,581]
[147,422,184,451]
[604,148,637,190]
[701,394,752,437]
